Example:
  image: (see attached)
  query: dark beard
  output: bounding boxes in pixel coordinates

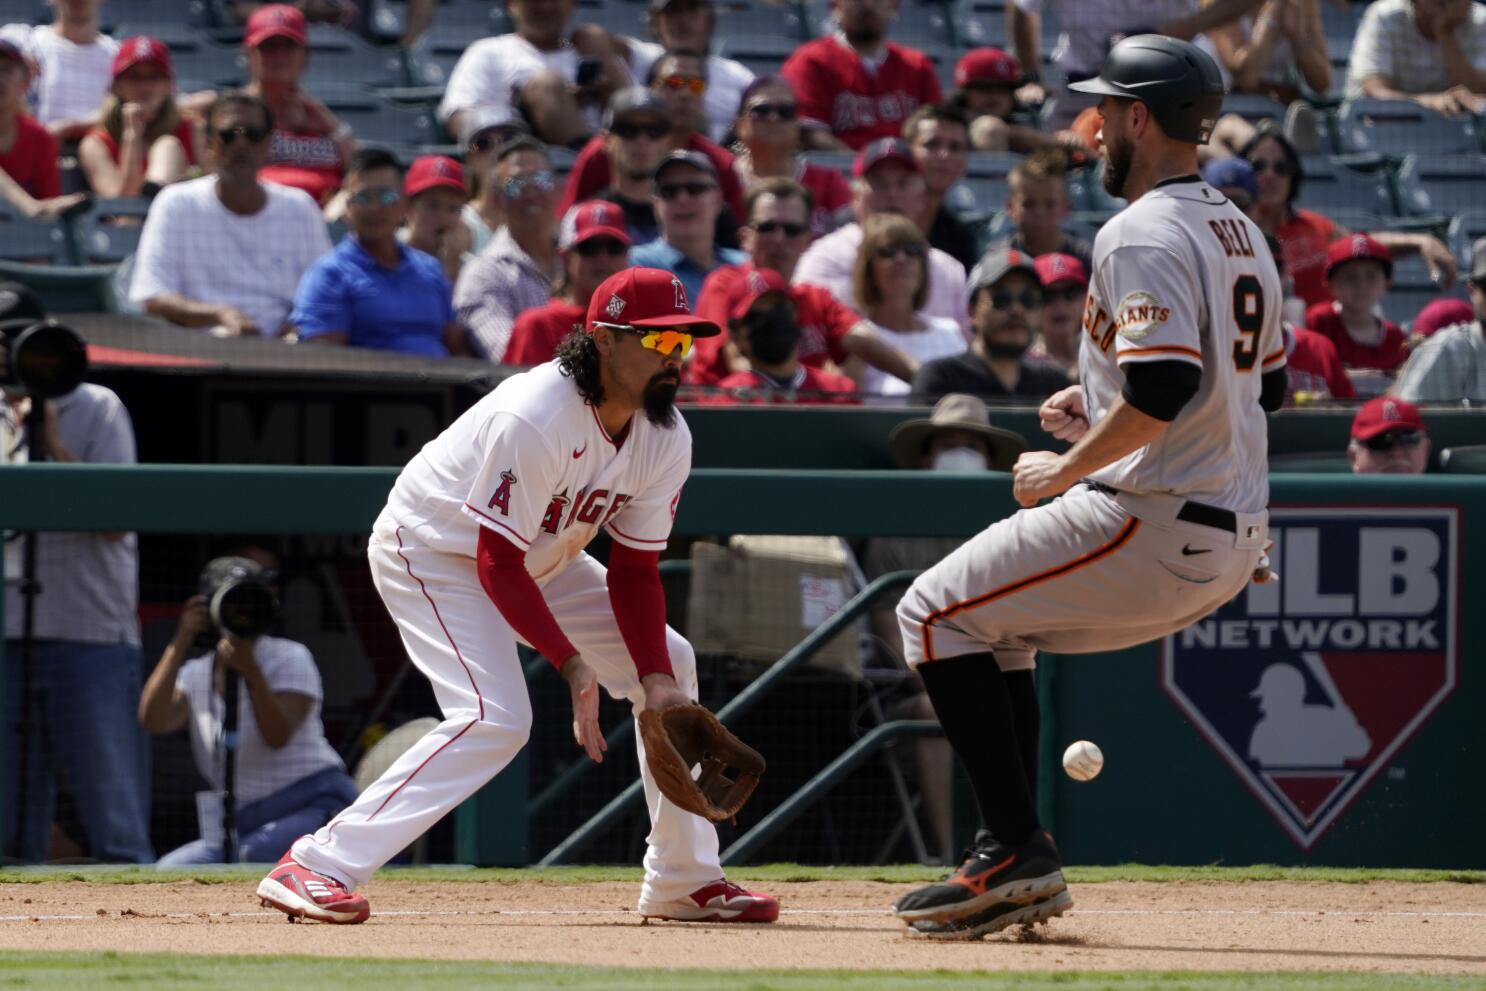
[1103,135,1133,198]
[642,370,680,426]
[843,22,884,46]
[986,340,1031,360]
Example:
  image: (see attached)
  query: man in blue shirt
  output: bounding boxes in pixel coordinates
[291,149,462,357]
[630,150,745,303]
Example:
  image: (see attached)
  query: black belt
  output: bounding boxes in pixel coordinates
[1085,481,1237,534]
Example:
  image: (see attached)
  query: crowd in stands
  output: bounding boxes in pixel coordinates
[1,0,1485,407]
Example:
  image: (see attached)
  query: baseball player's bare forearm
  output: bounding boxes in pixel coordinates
[1060,395,1169,481]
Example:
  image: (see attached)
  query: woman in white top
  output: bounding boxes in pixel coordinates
[138,555,356,864]
[851,213,968,395]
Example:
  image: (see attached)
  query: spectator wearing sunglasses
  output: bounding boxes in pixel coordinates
[622,0,755,143]
[912,248,1070,400]
[1396,239,1486,405]
[1027,253,1085,376]
[731,76,850,237]
[630,150,746,304]
[794,139,970,332]
[1241,127,1457,311]
[559,56,746,231]
[853,214,968,395]
[506,201,633,364]
[780,0,942,151]
[401,155,474,286]
[1347,397,1430,476]
[454,137,563,361]
[290,150,462,357]
[241,5,353,207]
[130,92,331,337]
[691,177,915,386]
[459,107,531,256]
[903,103,978,273]
[710,268,858,403]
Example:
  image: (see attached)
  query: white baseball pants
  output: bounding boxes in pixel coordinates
[291,511,720,903]
[898,482,1268,670]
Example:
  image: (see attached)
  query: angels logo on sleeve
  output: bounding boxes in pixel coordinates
[486,469,517,515]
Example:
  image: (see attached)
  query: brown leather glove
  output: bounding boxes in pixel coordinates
[638,704,765,823]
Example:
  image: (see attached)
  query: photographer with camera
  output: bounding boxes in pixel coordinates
[3,283,152,865]
[137,552,356,864]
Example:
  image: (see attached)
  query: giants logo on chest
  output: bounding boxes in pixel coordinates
[538,488,632,536]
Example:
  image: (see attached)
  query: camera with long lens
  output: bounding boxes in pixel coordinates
[0,282,88,400]
[198,556,280,640]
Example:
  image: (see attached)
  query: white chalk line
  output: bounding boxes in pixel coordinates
[3,908,1486,923]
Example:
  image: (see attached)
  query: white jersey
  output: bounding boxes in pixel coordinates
[1079,176,1283,514]
[388,360,690,583]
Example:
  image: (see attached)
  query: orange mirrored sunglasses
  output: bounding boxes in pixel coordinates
[595,322,694,357]
[661,73,706,95]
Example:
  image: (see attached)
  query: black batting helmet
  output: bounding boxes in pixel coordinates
[1068,35,1225,145]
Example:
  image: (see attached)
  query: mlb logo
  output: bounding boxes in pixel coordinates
[1162,508,1458,850]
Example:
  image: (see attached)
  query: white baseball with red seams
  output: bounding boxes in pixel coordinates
[260,356,774,922]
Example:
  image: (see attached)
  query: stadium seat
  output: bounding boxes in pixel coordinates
[573,0,650,37]
[1383,254,1465,327]
[1393,154,1486,217]
[70,197,152,265]
[1325,209,1389,237]
[1448,210,1486,271]
[715,0,811,48]
[1270,451,1354,473]
[324,95,441,147]
[1296,154,1396,217]
[953,0,1009,48]
[0,260,121,312]
[1335,99,1479,157]
[99,0,204,32]
[0,0,46,23]
[110,19,203,47]
[0,210,74,265]
[300,32,411,88]
[1439,446,1486,474]
[1220,93,1287,124]
[169,41,249,88]
[1319,0,1362,47]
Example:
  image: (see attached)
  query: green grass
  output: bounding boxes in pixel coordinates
[1,863,1482,886]
[0,954,1481,991]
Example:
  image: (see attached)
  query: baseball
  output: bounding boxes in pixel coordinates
[1062,740,1104,782]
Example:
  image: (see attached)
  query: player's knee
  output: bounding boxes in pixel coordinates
[471,694,534,747]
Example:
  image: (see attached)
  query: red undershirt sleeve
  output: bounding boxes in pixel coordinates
[477,526,577,671]
[606,542,674,680]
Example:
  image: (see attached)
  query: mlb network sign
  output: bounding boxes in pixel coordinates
[1162,508,1458,850]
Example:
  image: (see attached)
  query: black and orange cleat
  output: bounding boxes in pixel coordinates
[893,829,1065,925]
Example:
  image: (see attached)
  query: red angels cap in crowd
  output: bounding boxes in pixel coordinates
[1411,297,1475,339]
[1325,233,1392,280]
[726,267,792,320]
[587,268,722,336]
[852,138,920,178]
[245,4,308,47]
[111,36,173,79]
[558,201,632,252]
[1033,252,1087,288]
[955,47,1020,89]
[404,156,465,198]
[1350,396,1426,442]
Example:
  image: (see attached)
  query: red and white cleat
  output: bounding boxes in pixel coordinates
[256,853,371,924]
[639,880,780,923]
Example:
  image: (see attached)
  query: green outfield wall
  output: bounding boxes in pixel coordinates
[1,465,1481,867]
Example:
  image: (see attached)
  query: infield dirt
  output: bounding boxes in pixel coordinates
[2,879,1483,974]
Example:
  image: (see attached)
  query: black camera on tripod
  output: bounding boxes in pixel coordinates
[198,556,280,640]
[0,281,88,400]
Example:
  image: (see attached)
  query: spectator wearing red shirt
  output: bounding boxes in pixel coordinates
[242,5,353,206]
[1242,128,1457,310]
[1304,235,1410,376]
[731,76,849,237]
[506,201,632,364]
[1411,297,1475,343]
[559,52,745,231]
[712,268,857,403]
[780,0,941,151]
[691,176,912,386]
[78,37,203,200]
[1282,323,1354,402]
[0,39,61,203]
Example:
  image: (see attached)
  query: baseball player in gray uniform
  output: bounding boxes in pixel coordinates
[891,36,1286,939]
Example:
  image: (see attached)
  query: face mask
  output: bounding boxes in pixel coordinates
[744,311,800,366]
[931,446,988,472]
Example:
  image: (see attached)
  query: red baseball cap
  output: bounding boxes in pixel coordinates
[1033,252,1087,289]
[1350,396,1426,442]
[1411,297,1474,339]
[852,138,920,178]
[587,267,721,336]
[955,47,1020,89]
[244,4,307,48]
[111,36,173,80]
[558,201,631,252]
[726,267,792,320]
[404,155,465,198]
[1325,233,1392,281]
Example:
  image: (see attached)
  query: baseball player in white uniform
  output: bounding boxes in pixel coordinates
[892,37,1285,939]
[255,267,779,925]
